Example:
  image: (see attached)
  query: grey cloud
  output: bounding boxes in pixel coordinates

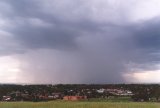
[10,23,78,50]
[129,19,160,64]
[134,21,160,51]
[1,0,110,51]
[17,21,160,83]
[0,0,160,83]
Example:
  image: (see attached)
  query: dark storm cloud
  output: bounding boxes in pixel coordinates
[134,21,160,51]
[0,0,107,51]
[0,0,40,18]
[0,0,160,83]
[0,0,77,50]
[130,20,160,65]
[15,19,160,84]
[10,23,78,50]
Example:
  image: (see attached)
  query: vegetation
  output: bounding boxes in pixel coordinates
[0,101,159,108]
[0,84,160,102]
[87,96,132,102]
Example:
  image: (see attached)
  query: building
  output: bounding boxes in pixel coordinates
[2,96,12,101]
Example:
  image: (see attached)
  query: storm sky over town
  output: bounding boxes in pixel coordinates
[0,0,160,84]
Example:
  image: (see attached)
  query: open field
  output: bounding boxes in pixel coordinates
[0,101,159,108]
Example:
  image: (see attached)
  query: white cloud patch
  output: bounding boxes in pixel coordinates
[0,56,21,83]
[124,70,160,83]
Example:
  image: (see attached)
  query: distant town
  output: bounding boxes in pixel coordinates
[0,84,160,102]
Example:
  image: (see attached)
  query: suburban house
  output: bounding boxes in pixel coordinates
[2,96,12,101]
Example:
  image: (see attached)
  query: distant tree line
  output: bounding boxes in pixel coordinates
[0,84,159,102]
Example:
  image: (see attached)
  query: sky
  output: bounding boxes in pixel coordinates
[0,0,160,84]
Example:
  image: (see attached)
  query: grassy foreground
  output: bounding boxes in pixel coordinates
[0,101,160,108]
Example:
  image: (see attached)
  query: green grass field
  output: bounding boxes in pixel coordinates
[0,101,159,108]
